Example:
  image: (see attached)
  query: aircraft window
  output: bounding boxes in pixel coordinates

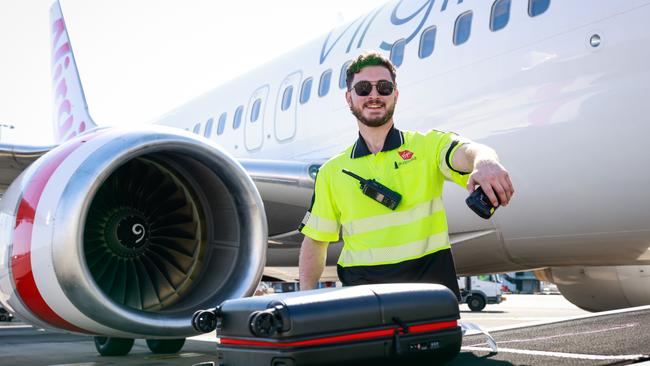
[339,61,351,89]
[217,112,227,135]
[390,39,406,67]
[491,0,511,31]
[233,105,243,129]
[318,69,332,97]
[281,85,293,111]
[529,0,550,17]
[453,11,473,46]
[300,78,313,104]
[250,98,262,123]
[192,123,201,134]
[203,118,214,137]
[419,26,437,59]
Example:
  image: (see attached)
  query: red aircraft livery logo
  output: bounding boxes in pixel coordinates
[398,150,414,160]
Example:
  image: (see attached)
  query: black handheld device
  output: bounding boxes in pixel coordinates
[465,186,498,219]
[342,169,402,210]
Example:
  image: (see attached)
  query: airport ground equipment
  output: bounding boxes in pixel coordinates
[193,283,462,365]
[458,275,505,312]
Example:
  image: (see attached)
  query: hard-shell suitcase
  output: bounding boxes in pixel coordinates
[193,283,462,366]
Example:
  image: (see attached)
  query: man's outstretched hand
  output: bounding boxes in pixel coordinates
[467,158,514,207]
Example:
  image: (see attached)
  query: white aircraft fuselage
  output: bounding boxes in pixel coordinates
[156,0,650,311]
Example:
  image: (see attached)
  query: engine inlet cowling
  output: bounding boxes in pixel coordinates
[0,127,267,338]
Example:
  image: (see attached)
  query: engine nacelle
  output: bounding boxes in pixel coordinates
[545,265,650,312]
[0,127,267,338]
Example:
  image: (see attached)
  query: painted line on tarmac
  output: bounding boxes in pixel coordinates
[482,304,650,333]
[145,352,205,360]
[465,322,638,347]
[0,324,32,329]
[462,346,648,361]
[189,332,218,343]
[461,317,566,321]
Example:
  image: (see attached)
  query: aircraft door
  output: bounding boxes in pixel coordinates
[274,72,301,142]
[244,85,269,151]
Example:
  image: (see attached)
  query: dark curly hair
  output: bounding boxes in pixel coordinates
[345,51,397,91]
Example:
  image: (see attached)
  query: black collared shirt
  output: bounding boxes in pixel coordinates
[350,126,405,158]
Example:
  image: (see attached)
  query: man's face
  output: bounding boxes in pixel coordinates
[346,65,398,128]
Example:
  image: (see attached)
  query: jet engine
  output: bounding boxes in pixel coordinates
[0,127,267,339]
[539,265,650,312]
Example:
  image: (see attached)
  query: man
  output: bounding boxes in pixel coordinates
[298,51,514,298]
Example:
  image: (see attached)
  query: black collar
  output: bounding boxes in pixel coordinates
[350,126,405,159]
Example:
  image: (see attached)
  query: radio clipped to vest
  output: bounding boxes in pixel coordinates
[342,169,402,210]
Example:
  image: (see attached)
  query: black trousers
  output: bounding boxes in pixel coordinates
[337,248,461,301]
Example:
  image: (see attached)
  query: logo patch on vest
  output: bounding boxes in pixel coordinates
[398,150,414,160]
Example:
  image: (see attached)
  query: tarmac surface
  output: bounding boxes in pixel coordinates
[1,294,649,366]
[459,307,650,365]
[459,293,591,329]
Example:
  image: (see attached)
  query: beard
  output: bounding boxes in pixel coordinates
[349,101,396,127]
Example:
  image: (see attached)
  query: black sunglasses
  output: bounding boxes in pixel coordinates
[352,80,395,96]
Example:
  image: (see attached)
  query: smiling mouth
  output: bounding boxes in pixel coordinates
[364,103,385,110]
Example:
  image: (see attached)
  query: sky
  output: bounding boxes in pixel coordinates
[0,0,381,145]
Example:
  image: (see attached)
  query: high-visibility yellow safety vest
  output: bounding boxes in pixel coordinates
[299,127,469,268]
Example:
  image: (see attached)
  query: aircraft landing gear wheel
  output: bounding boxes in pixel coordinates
[467,295,486,312]
[94,336,134,356]
[0,315,6,321]
[146,338,186,354]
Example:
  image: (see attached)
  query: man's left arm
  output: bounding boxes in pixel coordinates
[452,143,514,207]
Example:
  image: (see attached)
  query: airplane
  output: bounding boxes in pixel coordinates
[1,0,650,357]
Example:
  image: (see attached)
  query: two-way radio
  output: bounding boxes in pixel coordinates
[341,170,499,219]
[465,186,498,219]
[342,169,402,210]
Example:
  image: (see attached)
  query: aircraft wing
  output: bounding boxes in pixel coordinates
[240,159,320,238]
[0,142,317,239]
[0,144,54,193]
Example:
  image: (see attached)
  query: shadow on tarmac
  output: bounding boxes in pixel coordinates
[446,352,514,365]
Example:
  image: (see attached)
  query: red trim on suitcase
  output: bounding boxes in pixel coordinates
[219,320,458,348]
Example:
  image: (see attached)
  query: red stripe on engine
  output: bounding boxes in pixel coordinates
[11,134,100,333]
[219,320,458,348]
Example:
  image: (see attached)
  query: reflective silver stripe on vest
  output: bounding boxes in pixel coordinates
[339,231,450,266]
[304,213,340,235]
[341,198,444,237]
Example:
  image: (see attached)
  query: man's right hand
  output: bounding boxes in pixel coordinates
[299,236,329,290]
